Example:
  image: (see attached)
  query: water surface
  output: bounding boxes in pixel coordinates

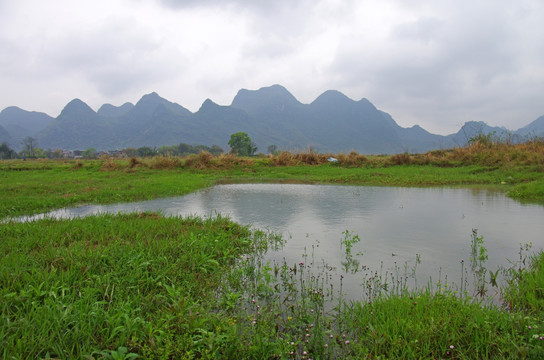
[24,184,544,300]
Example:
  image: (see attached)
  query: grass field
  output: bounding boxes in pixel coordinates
[1,141,543,359]
[1,140,543,218]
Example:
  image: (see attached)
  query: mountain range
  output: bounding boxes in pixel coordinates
[1,84,543,154]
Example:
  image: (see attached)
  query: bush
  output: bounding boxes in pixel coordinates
[150,156,182,169]
[389,153,412,165]
[337,151,368,167]
[270,151,299,166]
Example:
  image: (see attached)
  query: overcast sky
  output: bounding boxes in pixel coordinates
[1,0,543,134]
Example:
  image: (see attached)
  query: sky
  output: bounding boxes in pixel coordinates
[1,0,543,135]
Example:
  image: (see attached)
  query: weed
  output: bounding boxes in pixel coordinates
[336,151,368,166]
[341,229,361,255]
[389,152,412,165]
[149,155,182,169]
[100,158,125,171]
[93,346,139,360]
[184,151,216,169]
[470,229,490,298]
[502,243,544,315]
[270,151,299,166]
[129,157,144,168]
[340,230,362,273]
[1,209,544,358]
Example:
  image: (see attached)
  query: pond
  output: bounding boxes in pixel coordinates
[23,184,544,301]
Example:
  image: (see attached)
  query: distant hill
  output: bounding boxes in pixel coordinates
[37,99,115,150]
[97,102,134,118]
[445,121,510,145]
[0,106,54,149]
[1,85,542,153]
[517,115,544,138]
[0,124,12,145]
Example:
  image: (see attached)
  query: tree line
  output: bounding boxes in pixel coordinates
[1,132,272,159]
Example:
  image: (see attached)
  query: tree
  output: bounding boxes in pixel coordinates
[137,146,156,157]
[48,149,65,159]
[267,144,278,154]
[20,136,38,158]
[158,145,176,156]
[82,147,97,159]
[0,142,16,159]
[177,143,192,155]
[209,145,224,156]
[124,148,137,157]
[33,148,47,158]
[228,132,257,156]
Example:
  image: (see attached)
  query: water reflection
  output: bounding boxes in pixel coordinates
[14,184,544,301]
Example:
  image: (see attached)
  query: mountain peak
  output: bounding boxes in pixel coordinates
[135,92,165,107]
[98,102,134,118]
[462,120,488,127]
[357,97,376,109]
[231,84,301,112]
[198,98,220,112]
[202,98,218,107]
[132,92,191,117]
[518,115,544,137]
[311,90,354,107]
[0,106,25,117]
[59,99,96,118]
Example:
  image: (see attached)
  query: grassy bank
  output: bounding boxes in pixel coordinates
[1,141,543,218]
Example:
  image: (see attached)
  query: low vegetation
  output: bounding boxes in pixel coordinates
[0,214,260,358]
[1,213,543,359]
[0,140,543,358]
[1,140,543,219]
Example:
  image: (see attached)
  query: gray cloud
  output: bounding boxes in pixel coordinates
[44,18,175,97]
[392,17,444,43]
[325,1,544,132]
[0,0,543,134]
[156,0,296,12]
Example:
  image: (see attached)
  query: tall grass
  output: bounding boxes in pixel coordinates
[215,229,544,359]
[265,139,544,168]
[502,250,544,315]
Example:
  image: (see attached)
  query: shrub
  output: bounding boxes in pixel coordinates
[184,151,216,169]
[150,156,182,169]
[100,158,124,171]
[389,153,412,165]
[215,153,254,169]
[337,151,368,167]
[270,151,299,166]
[129,157,145,169]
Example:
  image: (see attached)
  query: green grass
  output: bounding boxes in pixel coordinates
[0,159,211,218]
[502,251,544,315]
[0,213,264,359]
[1,143,543,358]
[344,290,542,359]
[1,210,543,359]
[1,157,542,218]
